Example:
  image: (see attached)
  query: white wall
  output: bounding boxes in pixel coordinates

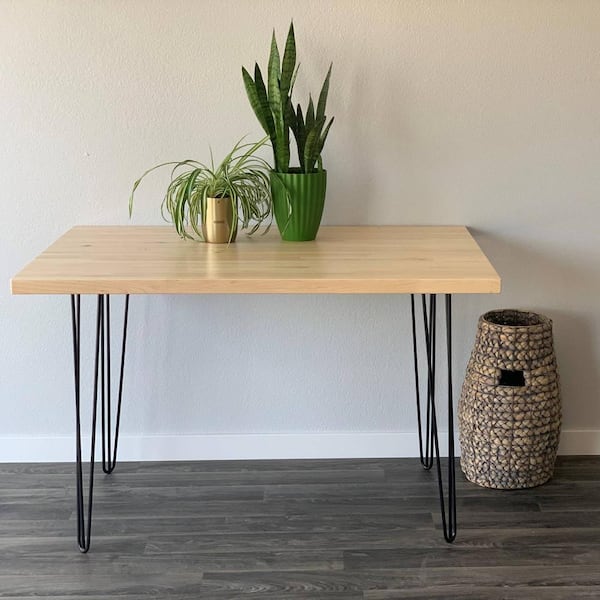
[1,0,599,461]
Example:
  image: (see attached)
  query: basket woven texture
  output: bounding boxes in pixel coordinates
[459,309,561,489]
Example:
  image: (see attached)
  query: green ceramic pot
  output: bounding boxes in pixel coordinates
[270,169,327,241]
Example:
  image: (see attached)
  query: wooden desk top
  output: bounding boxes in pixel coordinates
[11,226,501,295]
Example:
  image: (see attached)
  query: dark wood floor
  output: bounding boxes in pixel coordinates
[2,456,600,598]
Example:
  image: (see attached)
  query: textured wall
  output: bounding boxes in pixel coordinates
[1,1,599,459]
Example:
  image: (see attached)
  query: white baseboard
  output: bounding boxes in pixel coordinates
[0,430,597,463]
[557,430,600,455]
[0,432,427,463]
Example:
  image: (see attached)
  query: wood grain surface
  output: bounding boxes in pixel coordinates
[1,456,599,599]
[11,226,501,295]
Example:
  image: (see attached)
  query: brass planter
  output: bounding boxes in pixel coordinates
[201,197,237,243]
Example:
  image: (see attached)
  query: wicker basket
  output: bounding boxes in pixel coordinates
[459,309,561,489]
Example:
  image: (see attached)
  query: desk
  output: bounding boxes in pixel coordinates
[11,225,501,552]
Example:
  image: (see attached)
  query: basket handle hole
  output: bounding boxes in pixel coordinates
[499,369,525,387]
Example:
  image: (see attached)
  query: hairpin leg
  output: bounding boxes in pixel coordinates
[410,293,457,543]
[70,294,130,552]
[100,294,130,474]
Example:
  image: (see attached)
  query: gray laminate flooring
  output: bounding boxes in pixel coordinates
[1,456,600,599]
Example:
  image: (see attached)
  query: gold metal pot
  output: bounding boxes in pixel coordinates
[201,197,237,243]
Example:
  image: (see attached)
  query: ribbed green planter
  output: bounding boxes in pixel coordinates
[270,169,327,241]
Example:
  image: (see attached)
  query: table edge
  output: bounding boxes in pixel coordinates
[10,225,502,296]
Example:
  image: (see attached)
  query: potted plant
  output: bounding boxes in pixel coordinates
[129,137,272,243]
[242,23,334,241]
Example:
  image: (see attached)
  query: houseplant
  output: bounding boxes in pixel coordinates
[242,22,334,241]
[129,137,272,243]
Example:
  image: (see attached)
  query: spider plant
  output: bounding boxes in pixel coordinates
[242,22,334,174]
[129,137,272,241]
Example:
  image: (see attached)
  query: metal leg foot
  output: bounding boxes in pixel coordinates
[411,293,457,543]
[70,294,129,552]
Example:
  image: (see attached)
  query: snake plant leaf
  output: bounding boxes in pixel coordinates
[316,63,332,122]
[269,91,285,171]
[285,97,297,134]
[280,22,296,98]
[268,77,282,118]
[304,116,326,172]
[290,62,300,94]
[271,115,286,171]
[242,67,270,136]
[253,64,276,138]
[268,45,290,173]
[282,126,290,173]
[296,103,305,130]
[305,95,315,132]
[267,31,285,169]
[268,30,281,89]
[293,103,307,170]
[241,22,333,174]
[318,116,334,154]
[303,137,316,171]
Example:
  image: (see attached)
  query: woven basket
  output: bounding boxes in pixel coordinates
[459,309,561,489]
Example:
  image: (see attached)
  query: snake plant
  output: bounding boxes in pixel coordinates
[242,22,334,174]
[128,137,272,241]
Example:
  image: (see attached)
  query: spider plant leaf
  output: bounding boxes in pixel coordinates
[235,136,270,172]
[316,63,332,122]
[280,22,296,98]
[129,160,183,217]
[130,135,272,240]
[191,184,208,240]
[170,160,203,180]
[209,146,215,172]
[174,182,187,239]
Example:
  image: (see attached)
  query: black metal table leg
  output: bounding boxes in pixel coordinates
[100,294,130,474]
[411,293,457,543]
[70,294,130,552]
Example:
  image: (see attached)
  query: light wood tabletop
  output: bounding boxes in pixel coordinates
[10,226,501,295]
